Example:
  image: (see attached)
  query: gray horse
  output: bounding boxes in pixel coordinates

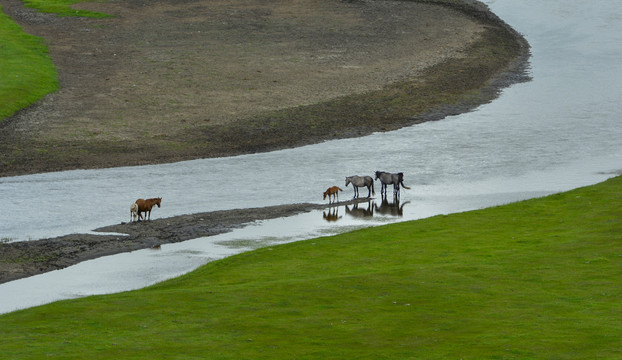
[375,171,410,198]
[345,175,375,199]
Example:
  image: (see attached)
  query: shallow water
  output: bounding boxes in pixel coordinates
[1,0,622,313]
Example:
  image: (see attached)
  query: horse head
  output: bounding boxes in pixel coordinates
[345,177,351,187]
[156,197,162,207]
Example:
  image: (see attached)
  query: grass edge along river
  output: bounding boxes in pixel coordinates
[1,175,621,358]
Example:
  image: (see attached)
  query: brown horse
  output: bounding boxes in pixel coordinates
[323,186,343,204]
[135,197,162,221]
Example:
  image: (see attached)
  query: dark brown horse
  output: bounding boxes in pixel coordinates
[135,197,162,221]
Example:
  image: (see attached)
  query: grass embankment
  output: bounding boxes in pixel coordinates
[0,1,108,123]
[0,5,57,121]
[21,0,111,18]
[1,176,621,359]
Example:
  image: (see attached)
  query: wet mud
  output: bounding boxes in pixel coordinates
[0,198,372,284]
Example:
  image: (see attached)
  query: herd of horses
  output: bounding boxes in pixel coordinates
[325,171,411,204]
[129,172,408,222]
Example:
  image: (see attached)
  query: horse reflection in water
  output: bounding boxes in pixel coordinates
[345,175,375,199]
[345,200,374,218]
[323,197,410,222]
[323,207,342,222]
[374,197,410,217]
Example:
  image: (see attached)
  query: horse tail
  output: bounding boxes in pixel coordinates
[371,181,375,195]
[338,187,343,192]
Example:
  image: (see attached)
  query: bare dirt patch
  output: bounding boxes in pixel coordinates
[0,0,528,176]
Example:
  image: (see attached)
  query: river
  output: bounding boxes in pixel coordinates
[1,0,621,313]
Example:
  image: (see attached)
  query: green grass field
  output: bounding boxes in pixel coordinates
[1,176,621,359]
[0,1,108,122]
[0,5,58,121]
[22,0,110,18]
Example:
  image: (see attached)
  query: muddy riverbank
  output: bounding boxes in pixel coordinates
[0,198,374,283]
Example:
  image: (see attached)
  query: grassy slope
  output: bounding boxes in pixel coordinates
[1,176,621,359]
[0,1,108,122]
[0,4,58,121]
[22,0,110,18]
